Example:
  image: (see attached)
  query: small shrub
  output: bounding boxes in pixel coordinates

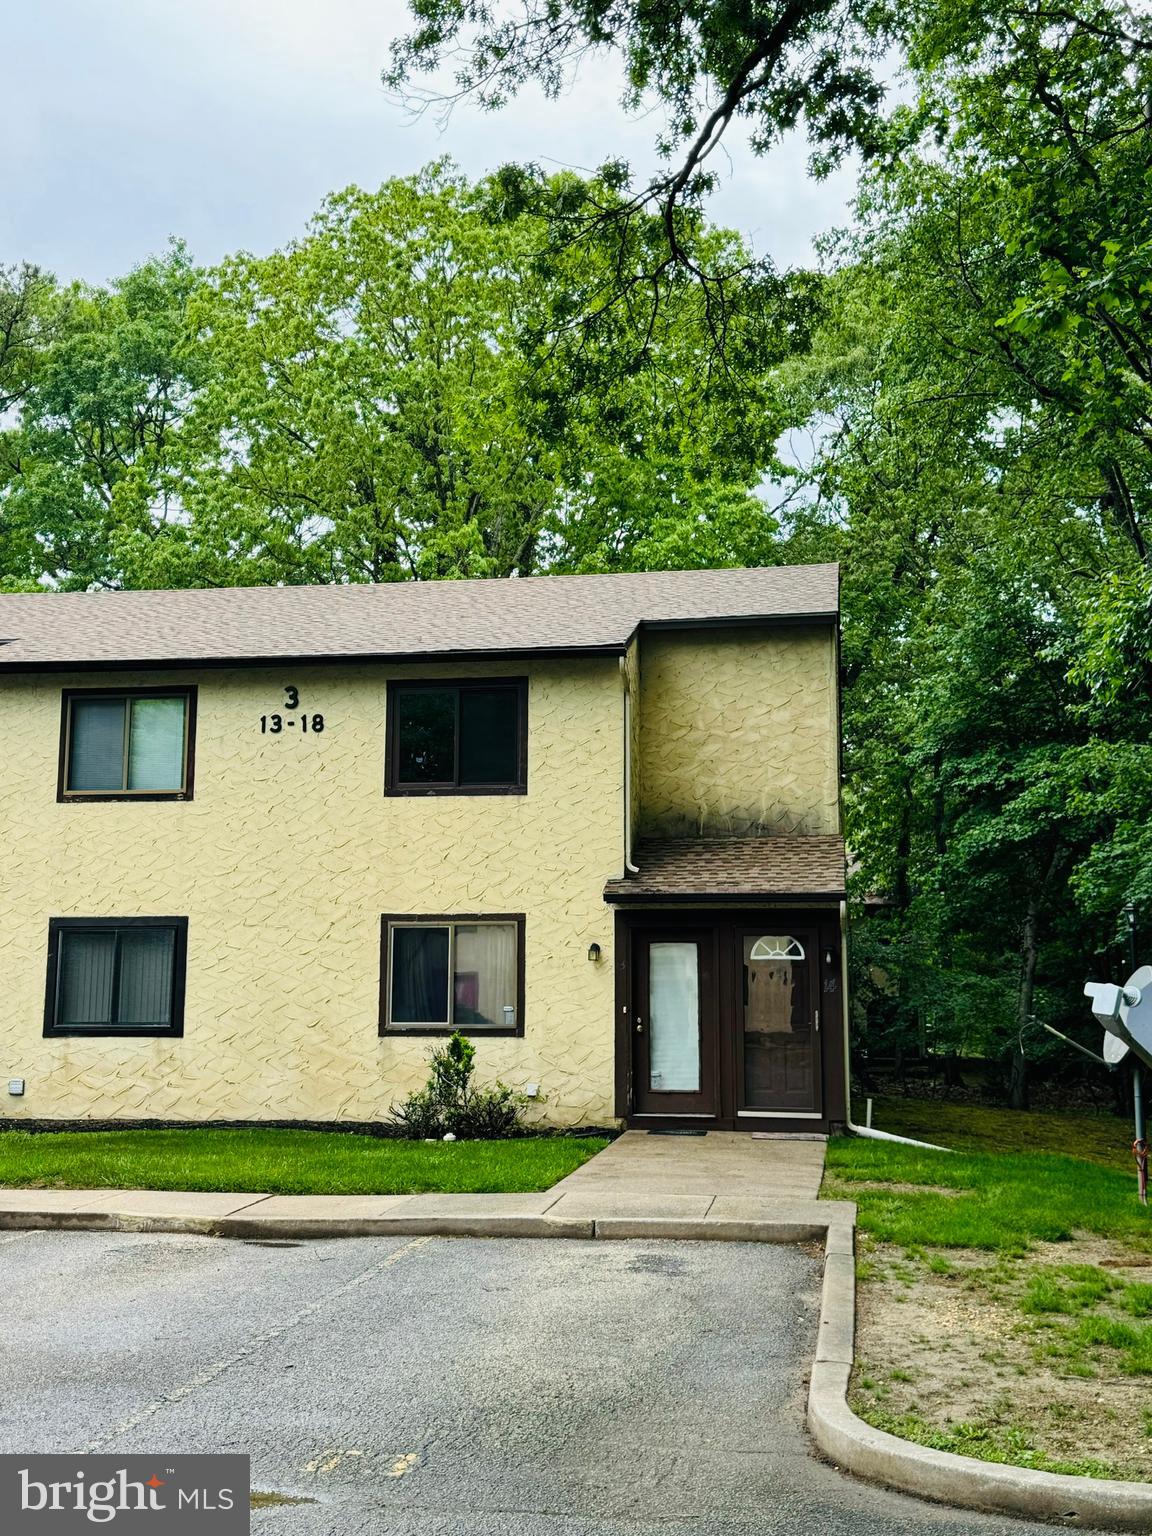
[453,1083,526,1139]
[387,1088,443,1140]
[389,1032,529,1140]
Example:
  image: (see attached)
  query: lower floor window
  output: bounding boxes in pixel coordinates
[382,916,523,1034]
[45,918,188,1037]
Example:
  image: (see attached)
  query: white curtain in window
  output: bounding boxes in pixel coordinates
[454,923,517,1028]
[128,697,185,790]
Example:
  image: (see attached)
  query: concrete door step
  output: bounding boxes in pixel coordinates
[751,1132,828,1142]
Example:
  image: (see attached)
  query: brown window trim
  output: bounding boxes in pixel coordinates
[384,678,528,796]
[44,916,189,1038]
[379,913,526,1037]
[58,686,198,803]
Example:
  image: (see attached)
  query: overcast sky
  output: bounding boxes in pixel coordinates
[5,0,859,286]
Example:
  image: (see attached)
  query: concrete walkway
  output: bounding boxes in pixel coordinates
[544,1128,827,1218]
[0,1131,842,1241]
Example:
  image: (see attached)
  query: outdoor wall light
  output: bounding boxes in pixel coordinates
[587,942,602,963]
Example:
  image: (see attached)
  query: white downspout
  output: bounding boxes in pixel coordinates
[839,897,951,1151]
[620,655,640,875]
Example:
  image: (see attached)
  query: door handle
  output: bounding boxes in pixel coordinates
[635,1017,644,1033]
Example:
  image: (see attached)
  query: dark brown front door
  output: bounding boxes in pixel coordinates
[631,929,718,1117]
[737,926,821,1115]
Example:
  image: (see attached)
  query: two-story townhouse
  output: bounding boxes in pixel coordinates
[0,564,846,1133]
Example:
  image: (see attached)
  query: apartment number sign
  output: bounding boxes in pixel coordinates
[259,684,325,736]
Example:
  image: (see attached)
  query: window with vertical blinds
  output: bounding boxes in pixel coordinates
[45,920,187,1036]
[61,690,194,798]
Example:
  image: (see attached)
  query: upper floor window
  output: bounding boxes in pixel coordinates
[386,679,527,795]
[60,688,196,801]
[44,917,188,1037]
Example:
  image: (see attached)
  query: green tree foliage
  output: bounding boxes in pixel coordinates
[387,0,894,227]
[171,165,792,584]
[779,0,1152,1098]
[7,1,1152,1107]
[0,165,794,589]
[0,247,203,592]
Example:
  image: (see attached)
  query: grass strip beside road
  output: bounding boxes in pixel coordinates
[825,1101,1152,1481]
[825,1135,1152,1252]
[0,1127,608,1195]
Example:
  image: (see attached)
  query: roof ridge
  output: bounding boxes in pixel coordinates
[0,562,840,603]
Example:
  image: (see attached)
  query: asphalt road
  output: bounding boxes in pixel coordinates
[0,1229,1088,1535]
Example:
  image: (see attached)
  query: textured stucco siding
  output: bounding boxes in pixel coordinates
[637,625,839,838]
[0,659,624,1126]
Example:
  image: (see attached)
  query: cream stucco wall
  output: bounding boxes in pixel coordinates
[637,624,839,837]
[0,658,624,1126]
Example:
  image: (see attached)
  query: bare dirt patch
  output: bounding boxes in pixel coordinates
[851,1237,1152,1481]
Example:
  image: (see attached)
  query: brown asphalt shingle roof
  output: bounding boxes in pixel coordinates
[0,565,837,672]
[603,836,846,902]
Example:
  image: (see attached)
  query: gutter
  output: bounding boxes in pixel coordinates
[620,656,639,875]
[838,899,951,1153]
[0,643,629,675]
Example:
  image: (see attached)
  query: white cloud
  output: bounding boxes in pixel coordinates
[3,0,855,282]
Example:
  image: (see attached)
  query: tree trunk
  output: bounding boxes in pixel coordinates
[1009,844,1065,1110]
[1008,1040,1029,1111]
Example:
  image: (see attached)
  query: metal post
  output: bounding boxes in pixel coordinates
[1126,903,1146,1140]
[1125,903,1148,1203]
[1126,901,1138,972]
[1136,1068,1147,1145]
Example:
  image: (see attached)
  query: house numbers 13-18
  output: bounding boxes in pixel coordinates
[259,685,325,736]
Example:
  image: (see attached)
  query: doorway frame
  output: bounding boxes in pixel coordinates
[613,906,845,1133]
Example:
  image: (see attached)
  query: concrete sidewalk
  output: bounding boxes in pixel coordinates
[0,1131,849,1242]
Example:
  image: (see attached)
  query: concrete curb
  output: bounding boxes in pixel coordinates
[0,1204,846,1245]
[592,1216,828,1243]
[12,1189,1151,1523]
[806,1226,1152,1530]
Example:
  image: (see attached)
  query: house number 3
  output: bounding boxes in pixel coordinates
[259,684,325,736]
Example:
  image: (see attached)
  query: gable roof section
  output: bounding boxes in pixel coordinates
[0,565,837,672]
[603,835,846,903]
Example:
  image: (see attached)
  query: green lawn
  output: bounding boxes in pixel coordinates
[827,1099,1152,1480]
[0,1128,608,1195]
[825,1129,1152,1252]
[858,1094,1136,1168]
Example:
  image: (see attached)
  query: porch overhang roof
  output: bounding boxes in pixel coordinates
[603,835,846,904]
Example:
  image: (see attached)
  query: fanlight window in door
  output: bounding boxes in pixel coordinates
[748,935,805,961]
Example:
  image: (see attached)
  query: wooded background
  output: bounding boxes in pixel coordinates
[4,0,1150,1104]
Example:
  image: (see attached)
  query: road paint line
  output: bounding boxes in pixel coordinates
[388,1453,420,1479]
[85,1236,433,1451]
[304,1447,367,1473]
